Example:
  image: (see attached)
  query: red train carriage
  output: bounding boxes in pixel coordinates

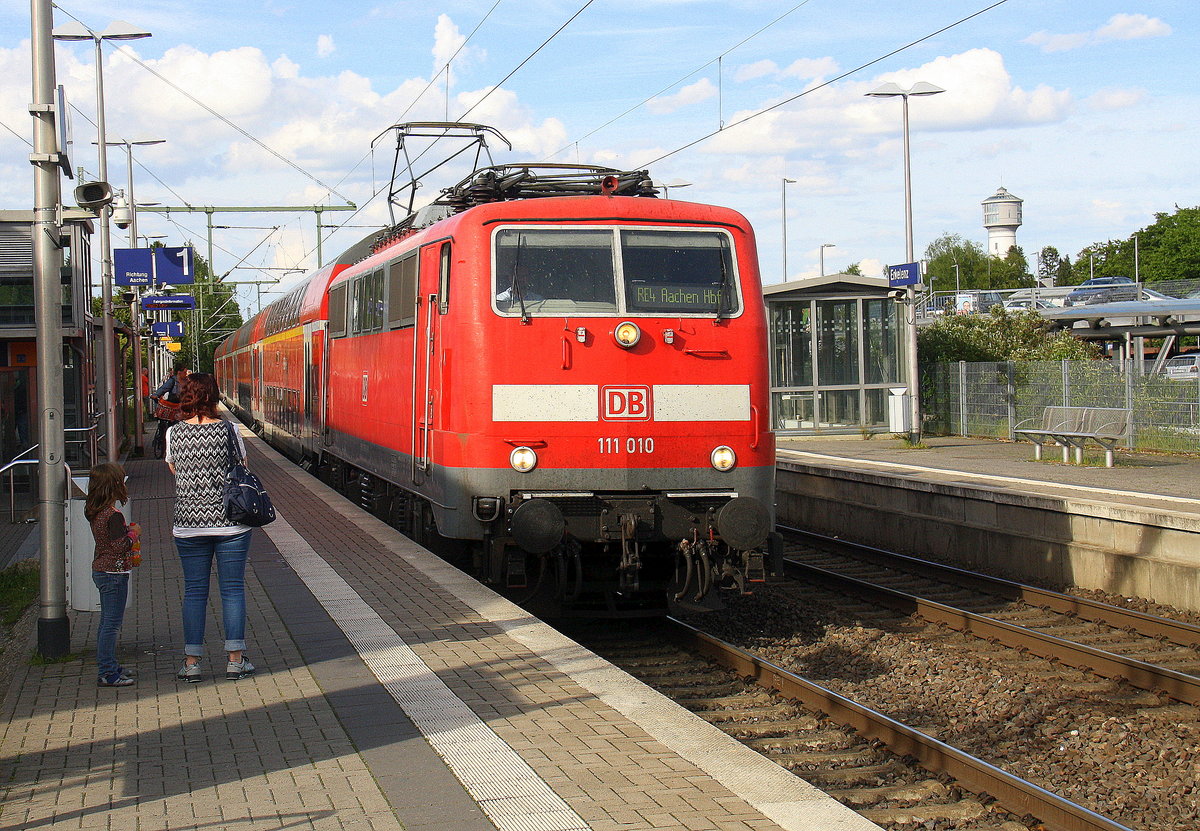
[216,161,775,615]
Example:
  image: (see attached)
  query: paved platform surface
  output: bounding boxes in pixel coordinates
[0,423,877,831]
[779,435,1199,516]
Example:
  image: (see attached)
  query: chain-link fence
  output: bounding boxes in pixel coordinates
[924,360,1200,453]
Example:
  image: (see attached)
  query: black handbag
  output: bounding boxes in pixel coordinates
[222,421,275,527]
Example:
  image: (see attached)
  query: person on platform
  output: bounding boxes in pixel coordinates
[86,462,141,687]
[166,372,255,683]
[140,367,151,412]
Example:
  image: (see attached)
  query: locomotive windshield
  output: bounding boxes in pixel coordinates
[493,227,740,317]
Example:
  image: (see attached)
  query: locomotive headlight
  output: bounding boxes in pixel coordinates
[510,446,538,473]
[710,445,737,472]
[614,321,641,348]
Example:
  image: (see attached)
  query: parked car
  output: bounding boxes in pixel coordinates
[1080,285,1172,305]
[1064,276,1134,306]
[1165,354,1200,380]
[1003,298,1053,311]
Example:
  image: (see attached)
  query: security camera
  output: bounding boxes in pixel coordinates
[888,289,906,301]
[111,192,132,229]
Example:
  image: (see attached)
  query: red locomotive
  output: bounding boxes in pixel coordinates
[216,125,775,614]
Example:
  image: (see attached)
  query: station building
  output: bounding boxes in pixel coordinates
[0,210,106,471]
[764,273,904,435]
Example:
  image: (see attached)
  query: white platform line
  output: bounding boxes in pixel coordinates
[262,516,591,831]
[778,448,1199,509]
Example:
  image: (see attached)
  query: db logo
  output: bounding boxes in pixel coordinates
[601,385,652,421]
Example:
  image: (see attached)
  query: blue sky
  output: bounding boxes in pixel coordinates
[0,1,1196,311]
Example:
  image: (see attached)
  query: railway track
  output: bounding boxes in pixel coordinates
[581,620,1136,831]
[778,525,1200,705]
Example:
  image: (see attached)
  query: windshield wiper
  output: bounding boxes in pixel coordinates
[511,233,530,324]
[714,237,731,319]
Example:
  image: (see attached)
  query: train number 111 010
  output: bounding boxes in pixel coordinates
[597,437,655,454]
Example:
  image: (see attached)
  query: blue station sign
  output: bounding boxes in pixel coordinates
[152,320,184,338]
[888,261,921,288]
[114,248,154,286]
[141,294,196,310]
[114,246,195,286]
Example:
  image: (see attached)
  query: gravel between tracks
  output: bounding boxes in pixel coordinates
[681,585,1200,830]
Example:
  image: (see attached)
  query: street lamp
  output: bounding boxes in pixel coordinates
[820,243,836,277]
[866,80,944,443]
[53,19,152,464]
[656,179,692,199]
[781,177,796,281]
[106,138,164,246]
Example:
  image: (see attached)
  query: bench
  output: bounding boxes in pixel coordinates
[1013,406,1131,467]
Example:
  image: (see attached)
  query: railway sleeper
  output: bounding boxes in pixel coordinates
[721,719,843,739]
[798,760,911,786]
[741,729,855,750]
[825,778,948,806]
[689,702,794,721]
[858,799,988,824]
[766,747,883,768]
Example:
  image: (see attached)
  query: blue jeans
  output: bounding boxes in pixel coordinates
[175,531,252,656]
[92,572,129,682]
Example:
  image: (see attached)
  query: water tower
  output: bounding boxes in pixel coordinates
[982,186,1023,256]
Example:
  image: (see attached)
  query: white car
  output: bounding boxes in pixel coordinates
[1003,298,1052,311]
[1165,355,1200,380]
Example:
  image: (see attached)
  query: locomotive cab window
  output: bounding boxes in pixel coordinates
[621,230,739,316]
[494,229,617,316]
[492,226,739,318]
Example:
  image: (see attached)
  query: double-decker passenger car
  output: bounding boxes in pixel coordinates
[216,162,775,615]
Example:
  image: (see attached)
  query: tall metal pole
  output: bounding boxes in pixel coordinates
[92,36,119,462]
[781,177,795,281]
[120,142,146,453]
[30,0,70,656]
[900,93,921,444]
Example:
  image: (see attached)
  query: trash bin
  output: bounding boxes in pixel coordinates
[65,476,134,613]
[888,387,912,434]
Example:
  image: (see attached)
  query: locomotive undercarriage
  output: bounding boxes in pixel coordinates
[312,453,775,617]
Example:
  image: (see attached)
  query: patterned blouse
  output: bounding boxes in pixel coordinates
[166,420,249,537]
[90,505,134,573]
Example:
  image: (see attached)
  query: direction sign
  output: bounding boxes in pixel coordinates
[114,248,154,286]
[152,321,184,338]
[888,262,921,288]
[141,294,196,310]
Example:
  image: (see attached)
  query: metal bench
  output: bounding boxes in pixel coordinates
[1014,406,1130,467]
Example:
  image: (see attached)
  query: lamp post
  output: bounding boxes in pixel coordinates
[820,243,836,277]
[108,139,163,455]
[53,20,152,464]
[781,177,796,281]
[866,80,944,443]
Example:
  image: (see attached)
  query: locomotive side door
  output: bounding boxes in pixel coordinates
[411,240,450,482]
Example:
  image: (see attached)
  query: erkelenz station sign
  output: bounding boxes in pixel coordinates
[888,261,921,288]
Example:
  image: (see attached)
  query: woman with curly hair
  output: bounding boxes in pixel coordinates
[165,372,256,683]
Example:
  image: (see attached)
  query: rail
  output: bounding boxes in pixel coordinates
[666,617,1136,831]
[3,426,99,523]
[779,526,1200,705]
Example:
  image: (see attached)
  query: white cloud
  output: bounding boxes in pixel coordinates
[780,57,839,80]
[646,78,717,115]
[1025,13,1171,53]
[1086,87,1145,112]
[316,35,336,59]
[734,60,777,83]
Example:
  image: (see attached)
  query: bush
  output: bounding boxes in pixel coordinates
[919,307,1100,364]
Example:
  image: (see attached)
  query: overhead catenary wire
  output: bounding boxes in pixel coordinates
[551,0,817,159]
[637,0,1012,169]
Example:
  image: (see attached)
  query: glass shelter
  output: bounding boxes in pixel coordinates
[764,275,904,434]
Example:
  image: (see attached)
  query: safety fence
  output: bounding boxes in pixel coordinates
[924,360,1200,454]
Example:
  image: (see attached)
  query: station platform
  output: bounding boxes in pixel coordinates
[0,423,877,831]
[776,435,1200,612]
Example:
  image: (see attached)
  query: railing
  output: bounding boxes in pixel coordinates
[3,426,99,523]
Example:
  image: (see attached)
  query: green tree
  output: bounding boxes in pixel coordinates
[843,261,863,275]
[989,245,1032,289]
[918,307,1100,364]
[923,233,989,293]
